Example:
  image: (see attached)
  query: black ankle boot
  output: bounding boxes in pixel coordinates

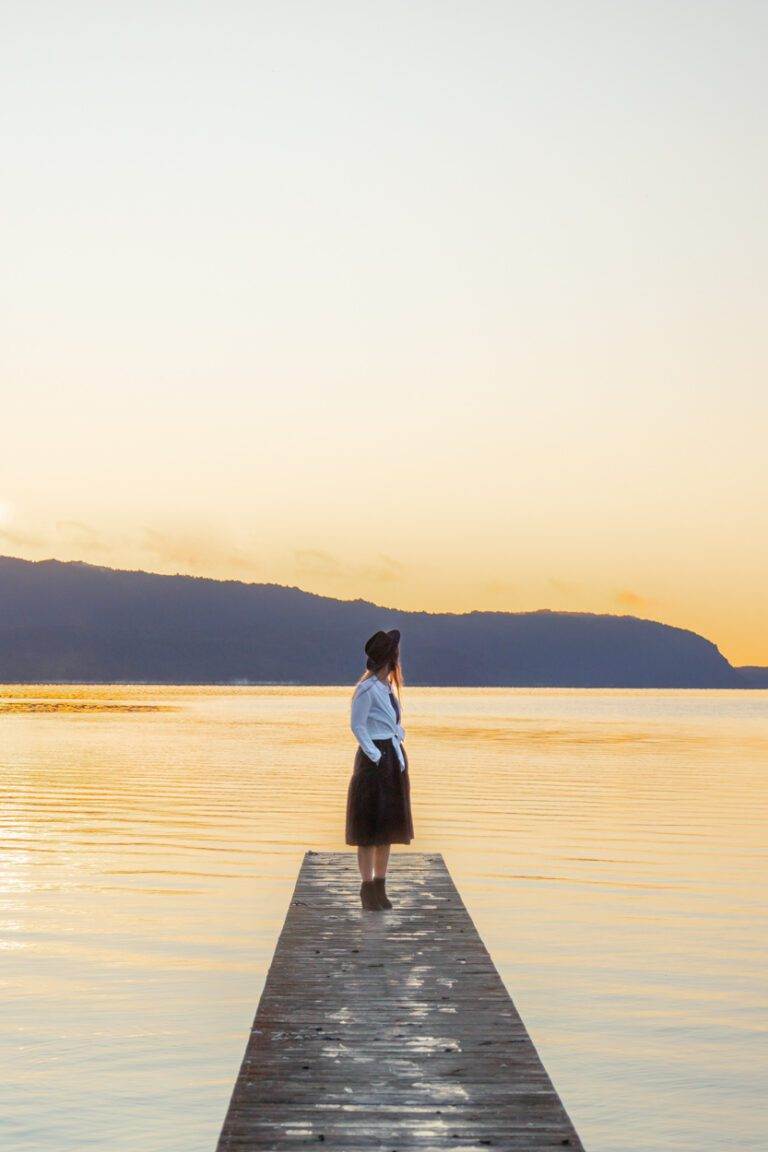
[360,880,381,911]
[373,876,392,909]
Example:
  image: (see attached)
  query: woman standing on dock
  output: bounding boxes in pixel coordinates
[346,628,414,911]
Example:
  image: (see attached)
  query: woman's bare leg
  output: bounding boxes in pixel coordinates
[373,843,391,879]
[357,846,375,882]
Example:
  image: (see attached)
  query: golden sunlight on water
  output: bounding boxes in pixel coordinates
[1,686,767,1151]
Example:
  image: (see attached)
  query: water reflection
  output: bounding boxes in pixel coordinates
[1,685,767,1151]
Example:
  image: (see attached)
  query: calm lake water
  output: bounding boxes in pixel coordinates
[1,685,766,1152]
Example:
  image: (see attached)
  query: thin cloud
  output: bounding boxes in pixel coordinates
[140,527,263,578]
[359,554,405,584]
[294,548,404,585]
[293,548,344,578]
[482,578,515,597]
[56,520,114,552]
[0,525,47,549]
[614,588,649,608]
[549,578,580,596]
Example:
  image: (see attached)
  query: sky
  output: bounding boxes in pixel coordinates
[2,1,767,665]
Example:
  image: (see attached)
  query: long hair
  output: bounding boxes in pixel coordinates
[356,650,405,709]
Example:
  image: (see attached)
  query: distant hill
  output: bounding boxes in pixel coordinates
[736,666,768,688]
[0,554,748,687]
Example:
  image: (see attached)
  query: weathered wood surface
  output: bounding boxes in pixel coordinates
[217,851,584,1151]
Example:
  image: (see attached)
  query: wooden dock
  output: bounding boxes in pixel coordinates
[217,851,585,1151]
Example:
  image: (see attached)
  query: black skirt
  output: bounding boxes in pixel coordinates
[345,738,414,847]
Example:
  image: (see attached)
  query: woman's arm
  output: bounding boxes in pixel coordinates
[350,685,382,763]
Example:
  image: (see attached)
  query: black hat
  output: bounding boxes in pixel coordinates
[364,628,401,671]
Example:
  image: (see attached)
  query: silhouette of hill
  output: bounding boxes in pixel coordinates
[0,555,746,687]
[736,666,768,687]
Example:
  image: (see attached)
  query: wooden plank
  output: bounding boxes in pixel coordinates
[217,851,584,1151]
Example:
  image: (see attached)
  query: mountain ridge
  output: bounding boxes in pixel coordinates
[0,553,747,688]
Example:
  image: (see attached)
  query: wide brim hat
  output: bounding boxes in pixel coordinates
[364,628,401,670]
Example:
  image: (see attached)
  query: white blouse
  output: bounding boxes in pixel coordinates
[350,676,406,770]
